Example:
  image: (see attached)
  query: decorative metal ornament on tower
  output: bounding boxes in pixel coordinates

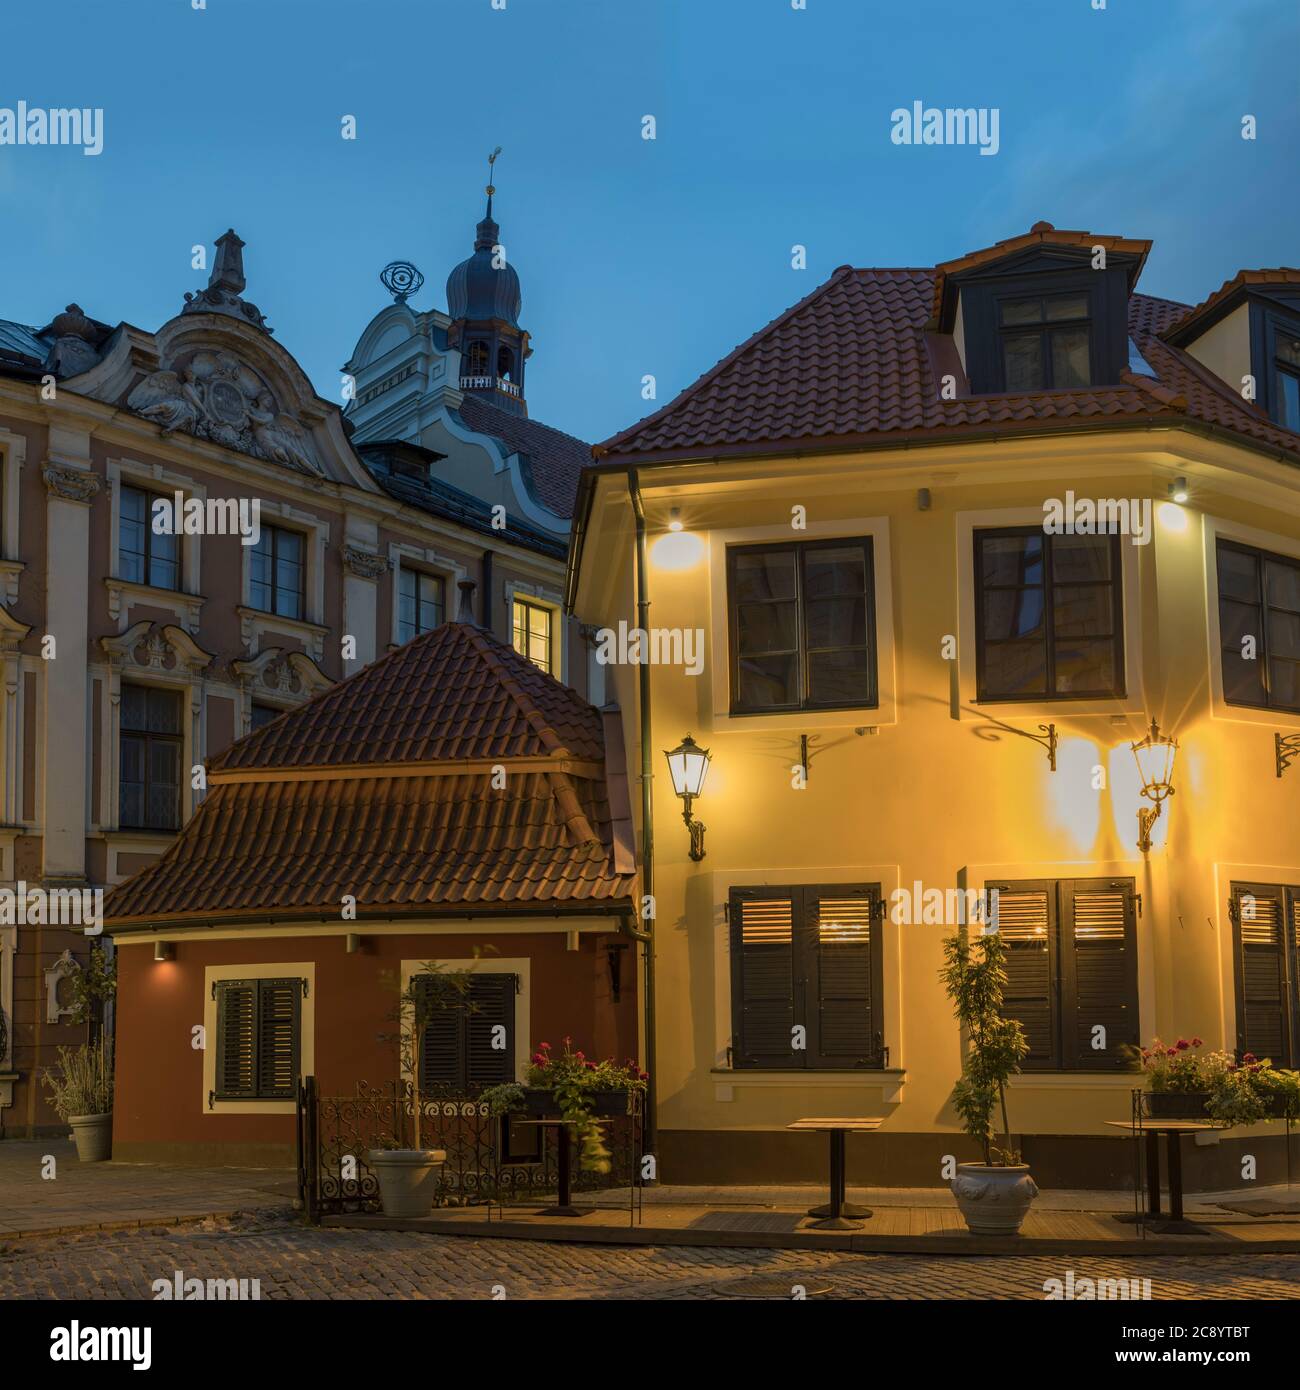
[445,146,531,416]
[379,261,425,304]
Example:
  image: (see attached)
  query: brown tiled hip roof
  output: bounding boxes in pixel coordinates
[210,622,605,773]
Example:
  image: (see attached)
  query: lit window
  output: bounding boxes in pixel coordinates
[249,525,304,620]
[119,484,179,590]
[398,568,445,643]
[512,598,553,674]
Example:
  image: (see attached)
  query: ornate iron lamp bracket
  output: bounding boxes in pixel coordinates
[1276,731,1300,779]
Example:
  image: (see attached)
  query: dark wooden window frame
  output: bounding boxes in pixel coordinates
[973,526,1126,702]
[726,536,879,716]
[118,483,181,592]
[1253,306,1300,431]
[989,876,1139,1072]
[249,523,305,620]
[1215,537,1300,714]
[213,976,304,1101]
[728,883,885,1071]
[996,291,1093,391]
[1230,882,1300,1068]
[118,683,183,831]
[397,566,446,644]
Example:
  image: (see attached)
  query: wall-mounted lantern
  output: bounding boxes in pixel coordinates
[1130,718,1178,852]
[154,941,174,962]
[665,734,710,861]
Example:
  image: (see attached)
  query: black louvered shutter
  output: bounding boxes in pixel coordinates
[215,981,257,1098]
[418,973,516,1091]
[730,889,798,1068]
[992,882,1059,1068]
[1232,883,1294,1064]
[805,886,882,1067]
[1060,879,1138,1068]
[256,979,302,1098]
[466,974,516,1085]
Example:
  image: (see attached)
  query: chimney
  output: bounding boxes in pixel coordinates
[456,579,477,624]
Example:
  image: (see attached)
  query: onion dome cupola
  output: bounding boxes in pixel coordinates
[445,148,531,417]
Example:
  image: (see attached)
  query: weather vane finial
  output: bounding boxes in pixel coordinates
[486,145,502,198]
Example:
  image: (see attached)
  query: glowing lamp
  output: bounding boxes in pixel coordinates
[664,734,710,860]
[1130,718,1178,851]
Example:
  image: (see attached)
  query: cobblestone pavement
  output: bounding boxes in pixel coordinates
[1,1210,1299,1299]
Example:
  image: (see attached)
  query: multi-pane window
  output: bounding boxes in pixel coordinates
[419,973,516,1090]
[992,878,1139,1071]
[119,484,179,590]
[974,529,1124,700]
[249,525,304,620]
[1216,540,1300,712]
[512,598,553,675]
[1274,328,1300,431]
[213,978,303,1100]
[398,568,445,644]
[1230,883,1300,1067]
[727,538,877,714]
[119,684,182,831]
[250,703,281,732]
[729,885,884,1070]
[998,293,1092,390]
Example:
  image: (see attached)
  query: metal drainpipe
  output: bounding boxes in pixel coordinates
[628,469,658,1160]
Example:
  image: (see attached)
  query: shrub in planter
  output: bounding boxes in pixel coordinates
[940,930,1038,1236]
[481,1038,647,1174]
[42,1038,114,1162]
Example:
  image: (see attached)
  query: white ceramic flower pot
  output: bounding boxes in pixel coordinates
[68,1112,113,1163]
[368,1148,447,1217]
[950,1162,1038,1235]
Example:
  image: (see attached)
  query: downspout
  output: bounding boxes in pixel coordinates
[481,549,494,633]
[628,469,658,1159]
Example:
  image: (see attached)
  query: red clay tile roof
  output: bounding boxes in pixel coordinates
[106,622,634,926]
[104,771,634,923]
[596,263,1300,465]
[210,622,605,772]
[1163,268,1300,345]
[457,393,591,517]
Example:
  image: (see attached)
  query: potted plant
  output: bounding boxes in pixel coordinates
[1245,1059,1300,1120]
[368,962,470,1216]
[481,1038,647,1174]
[1138,1037,1231,1118]
[42,1037,114,1162]
[940,928,1037,1235]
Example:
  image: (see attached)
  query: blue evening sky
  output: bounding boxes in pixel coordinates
[1,0,1295,447]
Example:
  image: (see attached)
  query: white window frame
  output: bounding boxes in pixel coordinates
[508,584,563,679]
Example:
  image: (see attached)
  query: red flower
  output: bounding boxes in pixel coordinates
[1243,1053,1258,1065]
[585,1061,596,1070]
[1166,1048,1179,1058]
[1175,1040,1190,1051]
[1191,1037,1203,1048]
[539,1041,551,1051]
[639,1072,649,1081]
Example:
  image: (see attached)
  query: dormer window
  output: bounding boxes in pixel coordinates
[998,293,1092,390]
[1275,327,1300,430]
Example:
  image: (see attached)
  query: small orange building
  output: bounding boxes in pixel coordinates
[104,605,639,1165]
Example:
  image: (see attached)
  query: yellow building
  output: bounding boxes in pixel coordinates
[567,225,1300,1188]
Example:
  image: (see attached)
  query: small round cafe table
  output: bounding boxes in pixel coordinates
[786,1118,883,1230]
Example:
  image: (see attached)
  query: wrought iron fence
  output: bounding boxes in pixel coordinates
[297,1076,644,1221]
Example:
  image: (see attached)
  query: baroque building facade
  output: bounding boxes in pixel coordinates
[0,202,590,1133]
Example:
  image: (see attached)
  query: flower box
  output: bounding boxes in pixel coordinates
[1142,1091,1210,1119]
[521,1087,630,1119]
